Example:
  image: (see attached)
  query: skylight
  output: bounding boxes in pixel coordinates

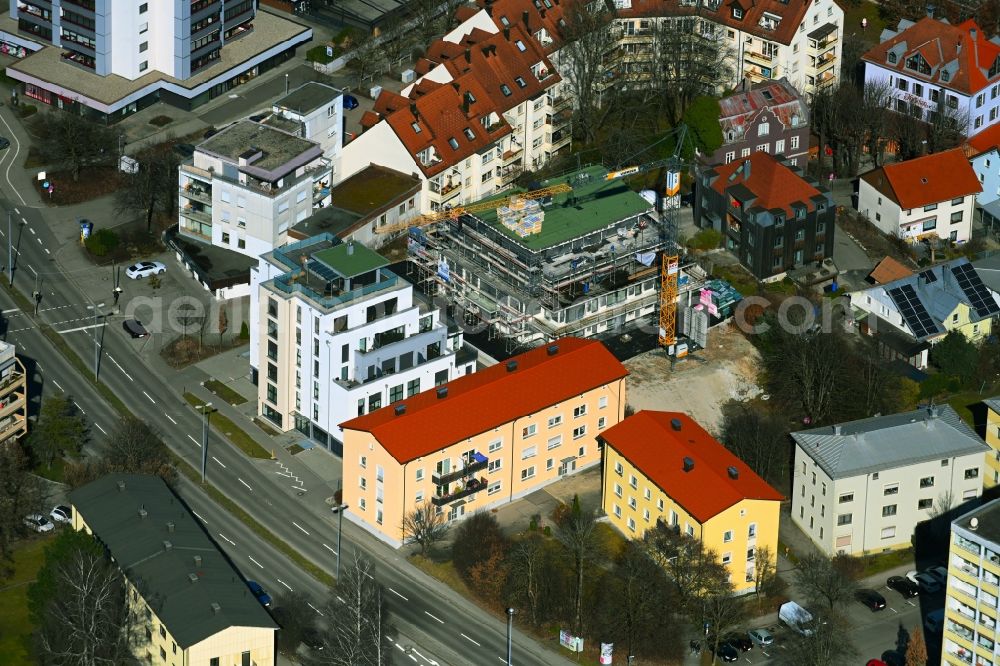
[515,40,527,52]
[448,137,459,150]
[501,84,512,96]
[411,122,421,133]
[464,128,475,140]
[515,76,527,88]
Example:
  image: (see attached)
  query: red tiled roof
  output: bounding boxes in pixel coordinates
[863,148,982,210]
[967,121,1000,155]
[868,256,914,285]
[718,77,809,139]
[862,18,1000,95]
[601,411,783,523]
[477,0,568,52]
[341,338,629,464]
[709,152,822,216]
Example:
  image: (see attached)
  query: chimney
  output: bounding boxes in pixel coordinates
[347,240,355,255]
[394,404,406,416]
[188,573,199,583]
[410,102,418,117]
[436,386,448,399]
[546,344,559,355]
[117,480,126,492]
[462,92,471,114]
[194,555,203,568]
[727,466,739,480]
[166,521,175,533]
[504,27,511,40]
[523,10,530,31]
[682,457,695,472]
[506,359,518,372]
[833,424,842,435]
[926,3,936,18]
[464,48,471,63]
[670,418,682,431]
[162,540,172,551]
[742,159,751,179]
[210,602,222,615]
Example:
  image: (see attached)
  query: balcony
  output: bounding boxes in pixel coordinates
[549,130,570,149]
[430,180,462,204]
[549,95,571,112]
[500,164,523,184]
[181,204,212,224]
[431,476,488,506]
[745,50,775,65]
[432,453,488,485]
[60,50,95,69]
[181,183,212,205]
[502,146,523,163]
[814,54,837,72]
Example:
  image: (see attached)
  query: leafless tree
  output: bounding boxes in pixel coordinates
[787,611,858,666]
[376,14,417,74]
[0,442,43,569]
[30,111,118,182]
[116,142,183,233]
[103,415,176,485]
[702,578,746,658]
[860,80,895,169]
[794,553,858,611]
[400,502,449,556]
[554,495,600,636]
[926,97,969,154]
[559,0,619,143]
[760,324,842,424]
[644,521,725,609]
[753,545,779,598]
[718,401,789,486]
[930,489,956,518]
[506,535,546,626]
[346,33,386,90]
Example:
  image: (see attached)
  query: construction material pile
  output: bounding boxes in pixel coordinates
[497,196,544,237]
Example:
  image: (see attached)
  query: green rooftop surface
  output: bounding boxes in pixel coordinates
[313,241,388,278]
[475,165,653,250]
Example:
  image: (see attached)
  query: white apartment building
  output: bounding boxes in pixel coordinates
[863,17,1000,138]
[268,81,344,177]
[250,234,475,453]
[791,406,988,556]
[178,120,333,264]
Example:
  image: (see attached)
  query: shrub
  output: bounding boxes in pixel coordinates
[17,104,37,119]
[687,228,722,251]
[148,115,173,127]
[84,228,119,257]
[239,321,250,340]
[451,512,509,579]
[306,44,338,64]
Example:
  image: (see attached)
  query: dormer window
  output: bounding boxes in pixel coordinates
[905,53,931,75]
[500,15,510,27]
[515,76,527,88]
[501,84,512,96]
[515,40,527,52]
[448,137,459,150]
[942,70,951,82]
[463,128,475,140]
[732,6,743,19]
[888,52,897,64]
[411,122,421,133]
[990,55,1000,78]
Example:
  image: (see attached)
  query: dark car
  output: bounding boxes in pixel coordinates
[343,94,359,110]
[122,319,149,338]
[247,580,271,607]
[881,650,906,666]
[0,137,10,150]
[302,627,325,652]
[249,112,269,122]
[173,143,195,158]
[887,575,919,598]
[722,634,753,652]
[203,127,219,139]
[856,588,887,611]
[711,641,739,663]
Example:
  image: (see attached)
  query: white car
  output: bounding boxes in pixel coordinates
[49,505,71,524]
[748,628,774,647]
[125,261,166,279]
[24,514,54,533]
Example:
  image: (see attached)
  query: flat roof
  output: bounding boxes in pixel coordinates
[954,498,1000,549]
[330,165,421,216]
[473,165,653,251]
[4,9,310,109]
[274,81,341,115]
[291,206,364,239]
[313,241,388,278]
[198,120,319,173]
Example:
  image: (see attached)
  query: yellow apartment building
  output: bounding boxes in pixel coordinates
[981,397,1000,489]
[599,411,783,594]
[69,474,277,666]
[0,340,27,443]
[340,337,628,547]
[942,499,1000,666]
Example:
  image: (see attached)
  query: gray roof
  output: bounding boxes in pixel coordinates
[197,120,323,180]
[273,81,341,115]
[983,396,1000,414]
[791,405,988,480]
[972,250,1000,293]
[68,475,277,649]
[953,498,1000,549]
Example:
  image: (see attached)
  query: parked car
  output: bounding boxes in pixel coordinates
[866,660,888,666]
[247,580,272,607]
[122,319,149,339]
[881,650,905,666]
[249,112,269,122]
[49,505,71,523]
[748,628,774,647]
[173,143,195,158]
[24,514,54,533]
[886,576,919,598]
[203,127,220,138]
[711,641,739,663]
[924,565,949,586]
[722,634,753,651]
[855,588,887,611]
[0,137,10,150]
[343,94,359,110]
[125,261,166,279]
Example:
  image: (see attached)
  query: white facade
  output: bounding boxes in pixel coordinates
[864,65,981,137]
[972,148,1000,207]
[270,82,344,179]
[857,178,976,243]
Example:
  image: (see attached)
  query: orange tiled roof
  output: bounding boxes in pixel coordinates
[341,338,629,464]
[615,0,814,46]
[477,0,568,52]
[861,148,982,210]
[601,411,783,523]
[862,18,1000,95]
[868,256,914,285]
[967,121,1000,155]
[709,152,822,216]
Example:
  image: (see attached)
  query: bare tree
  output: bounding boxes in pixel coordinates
[554,494,600,636]
[400,502,449,556]
[559,0,618,143]
[702,578,746,659]
[930,489,956,518]
[860,80,895,169]
[760,323,842,424]
[753,545,779,598]
[787,612,858,666]
[718,401,789,486]
[506,535,546,627]
[644,520,726,610]
[116,142,183,233]
[103,415,176,484]
[0,442,43,570]
[272,591,318,655]
[905,626,929,666]
[30,111,118,182]
[794,553,858,611]
[376,15,416,74]
[346,34,386,90]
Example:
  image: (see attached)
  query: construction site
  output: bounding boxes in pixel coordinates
[402,164,714,351]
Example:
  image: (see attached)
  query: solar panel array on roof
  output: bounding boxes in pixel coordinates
[306,259,340,282]
[951,262,1000,317]
[919,269,937,283]
[888,284,939,338]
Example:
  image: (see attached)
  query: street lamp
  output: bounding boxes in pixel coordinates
[506,607,516,665]
[6,210,11,286]
[86,303,106,382]
[197,402,214,483]
[331,503,349,580]
[285,73,289,95]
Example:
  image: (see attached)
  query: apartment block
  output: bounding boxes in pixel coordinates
[178,120,333,263]
[791,406,988,556]
[709,78,810,167]
[1,0,311,121]
[69,474,277,666]
[942,499,1000,666]
[600,411,781,595]
[0,340,27,444]
[266,81,344,174]
[250,234,473,453]
[340,338,627,547]
[980,398,1000,488]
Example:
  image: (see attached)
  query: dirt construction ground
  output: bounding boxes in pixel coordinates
[624,325,762,434]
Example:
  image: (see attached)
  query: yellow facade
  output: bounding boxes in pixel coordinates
[602,445,781,595]
[984,405,1000,489]
[942,513,1000,666]
[943,303,992,344]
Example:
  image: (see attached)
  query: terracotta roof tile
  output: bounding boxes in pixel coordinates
[477,0,568,51]
[868,256,914,285]
[613,0,814,45]
[967,121,1000,155]
[601,411,783,523]
[860,148,982,210]
[718,77,809,139]
[341,338,628,464]
[709,151,823,216]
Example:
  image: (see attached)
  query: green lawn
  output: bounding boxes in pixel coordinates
[0,538,48,664]
[860,547,914,579]
[947,391,985,429]
[713,265,758,297]
[203,379,248,406]
[183,393,271,459]
[840,0,887,47]
[33,458,66,483]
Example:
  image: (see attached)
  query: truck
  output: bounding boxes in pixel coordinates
[779,601,816,636]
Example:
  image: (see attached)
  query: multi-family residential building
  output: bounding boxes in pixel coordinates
[178,120,333,266]
[340,15,568,213]
[858,148,981,244]
[980,397,1000,488]
[695,152,835,280]
[339,337,628,547]
[791,406,988,556]
[69,474,277,666]
[850,257,999,369]
[600,411,782,595]
[265,81,344,174]
[863,17,1000,139]
[250,233,474,453]
[942,499,1000,666]
[964,122,1000,229]
[0,0,311,121]
[709,77,810,166]
[0,340,26,444]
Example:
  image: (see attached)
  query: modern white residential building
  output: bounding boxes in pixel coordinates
[178,120,333,263]
[863,17,1000,138]
[1,0,311,121]
[857,148,981,244]
[942,499,1000,666]
[267,81,344,177]
[965,122,1000,229]
[791,406,988,556]
[250,233,476,453]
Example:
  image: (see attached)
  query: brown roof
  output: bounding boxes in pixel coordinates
[862,17,1000,95]
[718,77,809,139]
[477,0,568,52]
[868,256,914,285]
[709,151,823,216]
[859,148,982,210]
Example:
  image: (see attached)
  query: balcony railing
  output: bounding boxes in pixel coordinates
[745,50,775,64]
[432,453,488,485]
[431,476,488,506]
[181,205,212,223]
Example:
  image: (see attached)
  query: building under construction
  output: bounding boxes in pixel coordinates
[407,165,708,350]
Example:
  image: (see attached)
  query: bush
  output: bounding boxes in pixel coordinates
[451,512,508,579]
[148,115,172,127]
[84,228,119,257]
[687,228,722,251]
[919,372,961,399]
[306,44,338,64]
[17,104,37,119]
[239,321,250,340]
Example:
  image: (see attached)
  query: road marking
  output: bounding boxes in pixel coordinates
[461,633,481,647]
[20,217,26,225]
[408,656,418,663]
[13,208,18,215]
[238,477,252,491]
[192,511,206,523]
[0,111,27,205]
[389,587,408,601]
[308,602,325,616]
[57,322,105,334]
[105,355,133,381]
[291,485,307,492]
[27,226,34,235]
[292,521,309,535]
[498,659,508,664]
[95,423,107,435]
[277,579,292,591]
[142,390,155,403]
[52,379,63,391]
[323,543,337,555]
[187,434,201,447]
[890,607,898,613]
[44,248,49,255]
[26,264,35,276]
[166,414,177,424]
[2,308,16,314]
[248,556,264,569]
[212,456,227,468]
[336,595,345,604]
[218,533,235,546]
[362,570,373,579]
[411,649,436,665]
[423,611,444,624]
[72,400,85,414]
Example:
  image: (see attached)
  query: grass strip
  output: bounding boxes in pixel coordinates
[203,379,248,405]
[183,392,271,459]
[0,539,47,664]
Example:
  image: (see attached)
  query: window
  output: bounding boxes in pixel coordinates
[598,416,607,429]
[790,136,800,149]
[881,526,895,539]
[628,497,637,509]
[522,446,537,460]
[884,484,899,496]
[920,476,934,488]
[627,517,636,531]
[521,466,536,480]
[882,504,897,517]
[724,151,736,164]
[873,472,880,480]
[547,415,562,428]
[722,552,732,564]
[221,231,230,244]
[723,530,733,543]
[837,513,852,525]
[613,504,622,517]
[488,481,502,495]
[774,139,785,154]
[139,2,148,11]
[522,424,536,438]
[599,396,608,409]
[573,425,586,439]
[966,467,980,479]
[139,41,148,52]
[896,79,908,92]
[547,435,561,450]
[501,84,512,96]
[951,211,964,224]
[942,459,950,466]
[747,523,756,538]
[614,461,623,476]
[952,196,965,205]
[488,459,503,473]
[573,404,587,417]
[913,83,923,96]
[629,474,638,489]
[488,439,502,453]
[758,122,770,137]
[732,6,743,18]
[614,483,623,497]
[918,498,933,510]
[978,92,986,107]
